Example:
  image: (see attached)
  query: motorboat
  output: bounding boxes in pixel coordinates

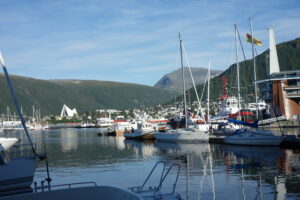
[223,128,285,146]
[124,121,155,140]
[0,138,18,150]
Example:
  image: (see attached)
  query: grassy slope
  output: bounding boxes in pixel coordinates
[0,76,176,115]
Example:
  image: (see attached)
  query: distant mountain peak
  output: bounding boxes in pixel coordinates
[154,67,222,92]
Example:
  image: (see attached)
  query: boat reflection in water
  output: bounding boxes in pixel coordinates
[223,144,300,200]
[154,141,300,200]
[124,140,156,159]
[11,129,300,200]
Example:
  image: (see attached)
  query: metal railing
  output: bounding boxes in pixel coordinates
[129,161,181,199]
[34,181,97,193]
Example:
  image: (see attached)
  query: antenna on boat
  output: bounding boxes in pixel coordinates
[0,51,36,155]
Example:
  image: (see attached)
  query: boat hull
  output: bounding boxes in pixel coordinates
[154,129,209,143]
[0,156,36,192]
[223,130,284,146]
[124,132,154,140]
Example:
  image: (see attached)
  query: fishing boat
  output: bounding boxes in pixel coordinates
[154,33,209,143]
[124,121,155,140]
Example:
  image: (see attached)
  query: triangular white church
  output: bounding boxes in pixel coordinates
[60,104,78,118]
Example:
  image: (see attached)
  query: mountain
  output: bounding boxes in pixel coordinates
[0,75,177,115]
[153,67,222,92]
[189,37,300,102]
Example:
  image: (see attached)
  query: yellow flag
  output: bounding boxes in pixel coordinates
[246,33,262,46]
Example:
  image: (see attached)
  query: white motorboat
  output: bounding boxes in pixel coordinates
[0,138,18,150]
[223,129,284,146]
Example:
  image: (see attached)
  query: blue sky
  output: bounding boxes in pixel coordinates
[0,0,299,86]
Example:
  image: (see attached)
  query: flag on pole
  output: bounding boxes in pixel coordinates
[246,33,262,46]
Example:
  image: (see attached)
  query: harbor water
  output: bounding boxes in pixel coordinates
[16,128,300,199]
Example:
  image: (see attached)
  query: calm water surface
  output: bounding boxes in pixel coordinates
[18,128,300,200]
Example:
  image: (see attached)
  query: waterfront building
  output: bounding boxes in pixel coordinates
[260,71,300,120]
[258,29,300,120]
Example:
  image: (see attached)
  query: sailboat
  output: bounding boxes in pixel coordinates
[0,52,46,194]
[154,33,209,143]
[223,21,285,146]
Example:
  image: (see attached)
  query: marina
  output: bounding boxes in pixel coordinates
[0,1,299,199]
[3,128,300,199]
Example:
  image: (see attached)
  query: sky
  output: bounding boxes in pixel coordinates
[0,0,299,86]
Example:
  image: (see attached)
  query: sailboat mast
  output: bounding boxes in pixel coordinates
[207,61,211,123]
[179,32,188,128]
[249,17,259,119]
[0,52,36,154]
[234,24,241,114]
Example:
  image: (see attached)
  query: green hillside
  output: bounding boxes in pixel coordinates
[0,75,177,115]
[189,37,300,102]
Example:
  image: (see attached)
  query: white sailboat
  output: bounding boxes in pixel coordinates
[154,33,209,143]
[223,21,285,146]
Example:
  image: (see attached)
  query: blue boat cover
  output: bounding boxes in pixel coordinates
[228,118,258,128]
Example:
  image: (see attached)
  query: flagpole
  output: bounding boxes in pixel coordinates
[249,17,259,120]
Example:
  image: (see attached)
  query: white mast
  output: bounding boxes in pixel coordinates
[207,61,211,123]
[249,17,259,119]
[269,28,280,75]
[179,32,188,128]
[235,24,241,114]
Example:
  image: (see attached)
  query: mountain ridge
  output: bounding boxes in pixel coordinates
[0,74,177,115]
[154,67,222,92]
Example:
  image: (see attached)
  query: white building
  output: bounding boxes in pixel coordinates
[60,104,78,119]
